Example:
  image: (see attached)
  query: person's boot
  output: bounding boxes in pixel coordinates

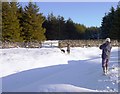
[103,66,106,74]
[106,66,108,74]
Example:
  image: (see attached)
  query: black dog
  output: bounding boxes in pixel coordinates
[60,49,65,53]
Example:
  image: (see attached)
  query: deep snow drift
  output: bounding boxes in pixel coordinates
[0,46,119,92]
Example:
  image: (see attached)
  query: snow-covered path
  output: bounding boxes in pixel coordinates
[0,47,119,92]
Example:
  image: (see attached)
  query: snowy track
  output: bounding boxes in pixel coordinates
[0,47,119,92]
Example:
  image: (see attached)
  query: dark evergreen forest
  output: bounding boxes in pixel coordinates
[2,2,120,42]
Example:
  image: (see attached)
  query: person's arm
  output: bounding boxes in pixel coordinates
[99,43,105,50]
[108,44,112,52]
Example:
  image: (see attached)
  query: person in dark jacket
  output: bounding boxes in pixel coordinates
[99,38,112,74]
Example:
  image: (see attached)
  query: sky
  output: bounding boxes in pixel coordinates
[20,2,118,27]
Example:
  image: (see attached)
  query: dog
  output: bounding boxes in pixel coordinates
[60,49,65,53]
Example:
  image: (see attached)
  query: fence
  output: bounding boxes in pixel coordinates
[0,40,119,48]
[1,41,58,48]
[58,40,119,47]
[1,42,42,48]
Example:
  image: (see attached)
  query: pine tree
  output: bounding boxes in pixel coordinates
[101,4,120,40]
[85,27,99,39]
[0,1,2,41]
[43,13,60,40]
[18,6,24,36]
[65,18,78,39]
[2,2,12,42]
[2,2,22,42]
[111,6,120,39]
[108,7,115,38]
[57,15,66,40]
[101,7,115,39]
[22,2,46,42]
[101,14,109,38]
[74,23,86,39]
[44,14,88,40]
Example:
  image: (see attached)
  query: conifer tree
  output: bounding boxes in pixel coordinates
[22,2,46,42]
[2,2,22,42]
[43,13,59,40]
[111,6,120,39]
[101,7,114,39]
[18,6,24,33]
[75,23,86,39]
[65,18,78,39]
[57,15,66,40]
[101,4,120,40]
[108,7,115,38]
[0,1,2,41]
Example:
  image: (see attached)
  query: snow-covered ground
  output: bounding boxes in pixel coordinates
[0,46,119,92]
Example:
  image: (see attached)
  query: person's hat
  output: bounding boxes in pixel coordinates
[105,38,111,42]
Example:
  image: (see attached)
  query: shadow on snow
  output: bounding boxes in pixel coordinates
[2,50,118,92]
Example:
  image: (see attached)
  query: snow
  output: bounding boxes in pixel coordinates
[0,46,119,92]
[41,40,59,47]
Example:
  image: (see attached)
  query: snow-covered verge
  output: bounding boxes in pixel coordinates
[0,47,119,92]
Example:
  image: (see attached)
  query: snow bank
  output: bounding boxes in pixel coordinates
[16,84,97,92]
[0,47,119,92]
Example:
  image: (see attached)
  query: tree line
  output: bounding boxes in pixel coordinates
[2,2,45,42]
[43,13,100,40]
[101,3,120,40]
[2,2,120,42]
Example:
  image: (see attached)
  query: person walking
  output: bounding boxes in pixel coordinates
[99,38,112,74]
